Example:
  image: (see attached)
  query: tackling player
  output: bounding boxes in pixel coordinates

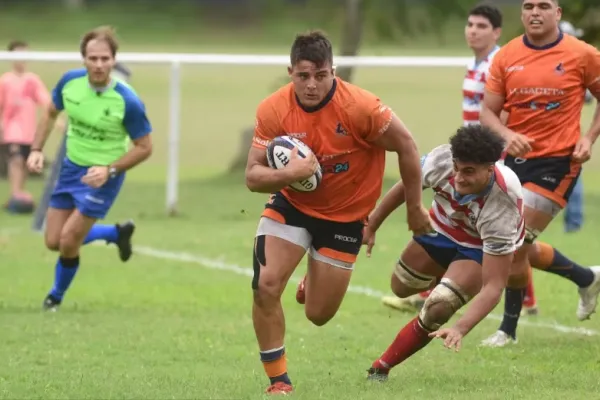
[365,125,523,381]
[382,2,589,318]
[27,26,153,311]
[0,40,51,206]
[245,30,431,395]
[480,0,600,347]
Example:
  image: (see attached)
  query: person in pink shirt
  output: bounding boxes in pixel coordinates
[0,40,51,208]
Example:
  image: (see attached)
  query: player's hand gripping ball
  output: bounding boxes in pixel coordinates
[266,136,322,192]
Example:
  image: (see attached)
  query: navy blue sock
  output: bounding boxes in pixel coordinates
[499,287,526,339]
[83,224,118,245]
[546,248,594,288]
[260,346,292,386]
[49,256,80,301]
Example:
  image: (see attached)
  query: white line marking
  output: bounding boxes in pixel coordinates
[132,245,598,337]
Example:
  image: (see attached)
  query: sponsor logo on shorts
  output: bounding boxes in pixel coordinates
[84,195,105,204]
[334,234,358,243]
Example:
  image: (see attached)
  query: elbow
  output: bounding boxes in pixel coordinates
[245,170,259,192]
[141,143,153,160]
[246,177,258,192]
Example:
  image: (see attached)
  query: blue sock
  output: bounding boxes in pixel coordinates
[83,224,118,245]
[499,287,526,339]
[49,256,80,301]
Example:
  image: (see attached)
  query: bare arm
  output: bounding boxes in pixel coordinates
[583,98,600,144]
[372,115,423,211]
[480,91,512,140]
[368,181,406,232]
[583,45,600,144]
[110,134,153,172]
[499,110,509,126]
[452,252,512,336]
[31,102,61,151]
[245,146,298,193]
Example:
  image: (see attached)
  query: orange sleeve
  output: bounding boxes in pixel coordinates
[485,48,506,96]
[583,43,600,98]
[352,96,394,142]
[252,99,281,150]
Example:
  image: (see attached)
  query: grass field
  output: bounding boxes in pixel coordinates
[1,56,600,399]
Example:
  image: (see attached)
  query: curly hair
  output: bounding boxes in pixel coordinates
[290,30,333,68]
[450,125,505,164]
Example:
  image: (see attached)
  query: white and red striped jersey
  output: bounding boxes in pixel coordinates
[421,144,525,256]
[462,46,500,125]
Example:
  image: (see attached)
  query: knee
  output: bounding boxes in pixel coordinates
[418,278,469,331]
[390,275,415,298]
[508,246,530,287]
[305,306,335,327]
[391,259,436,298]
[45,234,60,251]
[58,229,82,256]
[253,274,285,309]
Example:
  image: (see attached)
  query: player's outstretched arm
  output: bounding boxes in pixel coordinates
[452,251,512,337]
[368,181,406,232]
[582,45,600,144]
[245,146,314,193]
[372,116,422,213]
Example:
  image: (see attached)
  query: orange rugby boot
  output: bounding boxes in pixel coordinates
[265,381,293,395]
[296,276,306,305]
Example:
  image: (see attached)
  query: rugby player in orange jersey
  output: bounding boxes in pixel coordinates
[480,0,600,347]
[245,30,432,395]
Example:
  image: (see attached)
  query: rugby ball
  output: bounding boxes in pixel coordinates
[266,136,322,192]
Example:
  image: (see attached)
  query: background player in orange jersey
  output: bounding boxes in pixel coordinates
[480,0,600,347]
[245,30,431,395]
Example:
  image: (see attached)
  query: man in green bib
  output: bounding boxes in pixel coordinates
[27,26,153,311]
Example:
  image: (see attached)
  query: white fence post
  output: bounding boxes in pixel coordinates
[0,51,470,215]
[167,60,181,216]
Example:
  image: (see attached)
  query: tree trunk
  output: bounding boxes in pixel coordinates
[336,0,366,82]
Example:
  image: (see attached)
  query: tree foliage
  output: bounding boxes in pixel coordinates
[561,0,600,44]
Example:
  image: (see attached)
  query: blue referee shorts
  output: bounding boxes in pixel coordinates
[49,157,125,219]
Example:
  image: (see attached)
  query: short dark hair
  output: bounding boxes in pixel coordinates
[523,0,559,4]
[450,125,505,164]
[290,30,333,68]
[7,40,27,51]
[469,3,503,29]
[80,26,119,57]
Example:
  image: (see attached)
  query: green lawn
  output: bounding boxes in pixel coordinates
[0,55,599,400]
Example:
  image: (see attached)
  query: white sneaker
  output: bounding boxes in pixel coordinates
[576,266,600,321]
[381,294,424,313]
[479,330,517,347]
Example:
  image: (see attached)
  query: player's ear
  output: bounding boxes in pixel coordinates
[332,66,336,77]
[493,28,502,41]
[287,66,293,77]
